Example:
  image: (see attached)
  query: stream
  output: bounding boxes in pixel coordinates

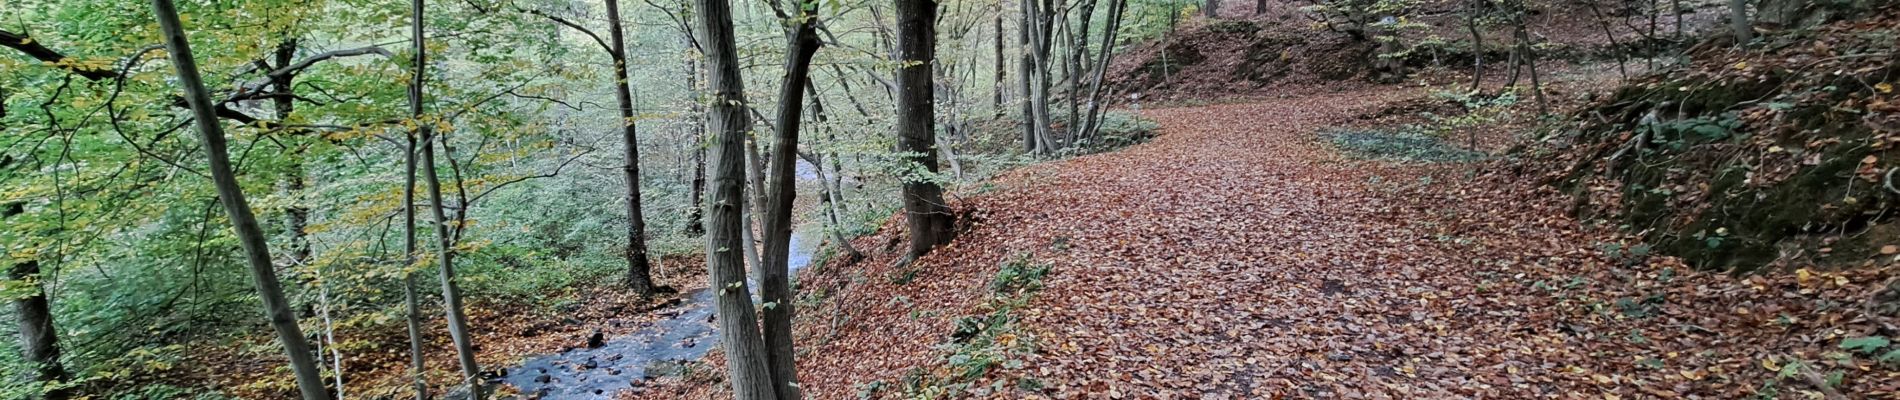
[500,164,822,399]
[499,232,815,399]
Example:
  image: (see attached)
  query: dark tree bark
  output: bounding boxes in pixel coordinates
[1080,0,1128,141]
[409,0,484,395]
[1256,0,1266,15]
[685,43,707,238]
[1206,0,1220,18]
[0,30,117,81]
[149,0,328,397]
[695,0,779,396]
[759,5,823,398]
[7,260,69,400]
[605,0,665,296]
[895,0,957,260]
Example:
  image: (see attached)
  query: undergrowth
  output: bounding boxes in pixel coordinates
[857,255,1050,399]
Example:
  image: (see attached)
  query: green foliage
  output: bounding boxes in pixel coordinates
[904,255,1050,398]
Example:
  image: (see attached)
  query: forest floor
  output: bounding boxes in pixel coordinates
[647,85,1900,399]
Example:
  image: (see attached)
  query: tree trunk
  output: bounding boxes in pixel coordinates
[1729,0,1751,44]
[606,0,663,296]
[1025,0,1058,154]
[1583,0,1628,81]
[1018,4,1038,153]
[150,0,328,397]
[1255,0,1266,15]
[1205,0,1220,18]
[994,14,1007,120]
[895,0,957,260]
[685,41,707,237]
[402,2,431,399]
[1081,0,1127,141]
[695,0,780,396]
[1465,0,1484,92]
[1511,4,1548,115]
[759,7,822,398]
[7,251,71,400]
[409,0,485,394]
[422,129,484,399]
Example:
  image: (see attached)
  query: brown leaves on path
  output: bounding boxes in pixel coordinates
[673,88,1899,399]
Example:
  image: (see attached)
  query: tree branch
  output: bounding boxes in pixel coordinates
[265,46,393,80]
[520,8,616,55]
[0,29,117,81]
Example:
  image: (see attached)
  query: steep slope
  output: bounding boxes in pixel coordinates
[1510,7,1900,271]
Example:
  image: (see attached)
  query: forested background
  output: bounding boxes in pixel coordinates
[6,0,1899,397]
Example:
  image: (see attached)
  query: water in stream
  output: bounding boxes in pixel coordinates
[499,232,816,399]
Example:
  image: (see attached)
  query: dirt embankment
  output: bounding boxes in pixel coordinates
[1508,7,1900,271]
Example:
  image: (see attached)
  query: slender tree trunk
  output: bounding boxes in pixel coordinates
[1025,0,1058,153]
[1511,5,1548,115]
[1729,0,1751,44]
[759,7,822,398]
[1465,0,1484,92]
[409,0,484,395]
[1205,0,1220,18]
[1255,0,1266,15]
[1585,0,1628,80]
[150,1,328,397]
[994,14,1007,120]
[402,133,428,400]
[696,0,780,395]
[422,128,484,399]
[401,3,431,399]
[799,84,864,262]
[1018,2,1038,153]
[1081,0,1127,141]
[685,44,707,237]
[895,0,957,260]
[606,0,664,295]
[1069,0,1097,142]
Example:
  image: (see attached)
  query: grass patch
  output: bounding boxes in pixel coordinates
[1324,129,1486,163]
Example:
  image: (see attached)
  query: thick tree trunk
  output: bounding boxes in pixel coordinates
[408,0,484,395]
[606,0,663,296]
[1729,0,1751,44]
[695,0,780,396]
[759,8,823,398]
[1255,0,1266,14]
[895,0,957,260]
[150,1,328,397]
[1206,0,1220,18]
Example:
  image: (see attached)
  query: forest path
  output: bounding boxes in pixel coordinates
[980,91,1599,398]
[788,89,1893,400]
